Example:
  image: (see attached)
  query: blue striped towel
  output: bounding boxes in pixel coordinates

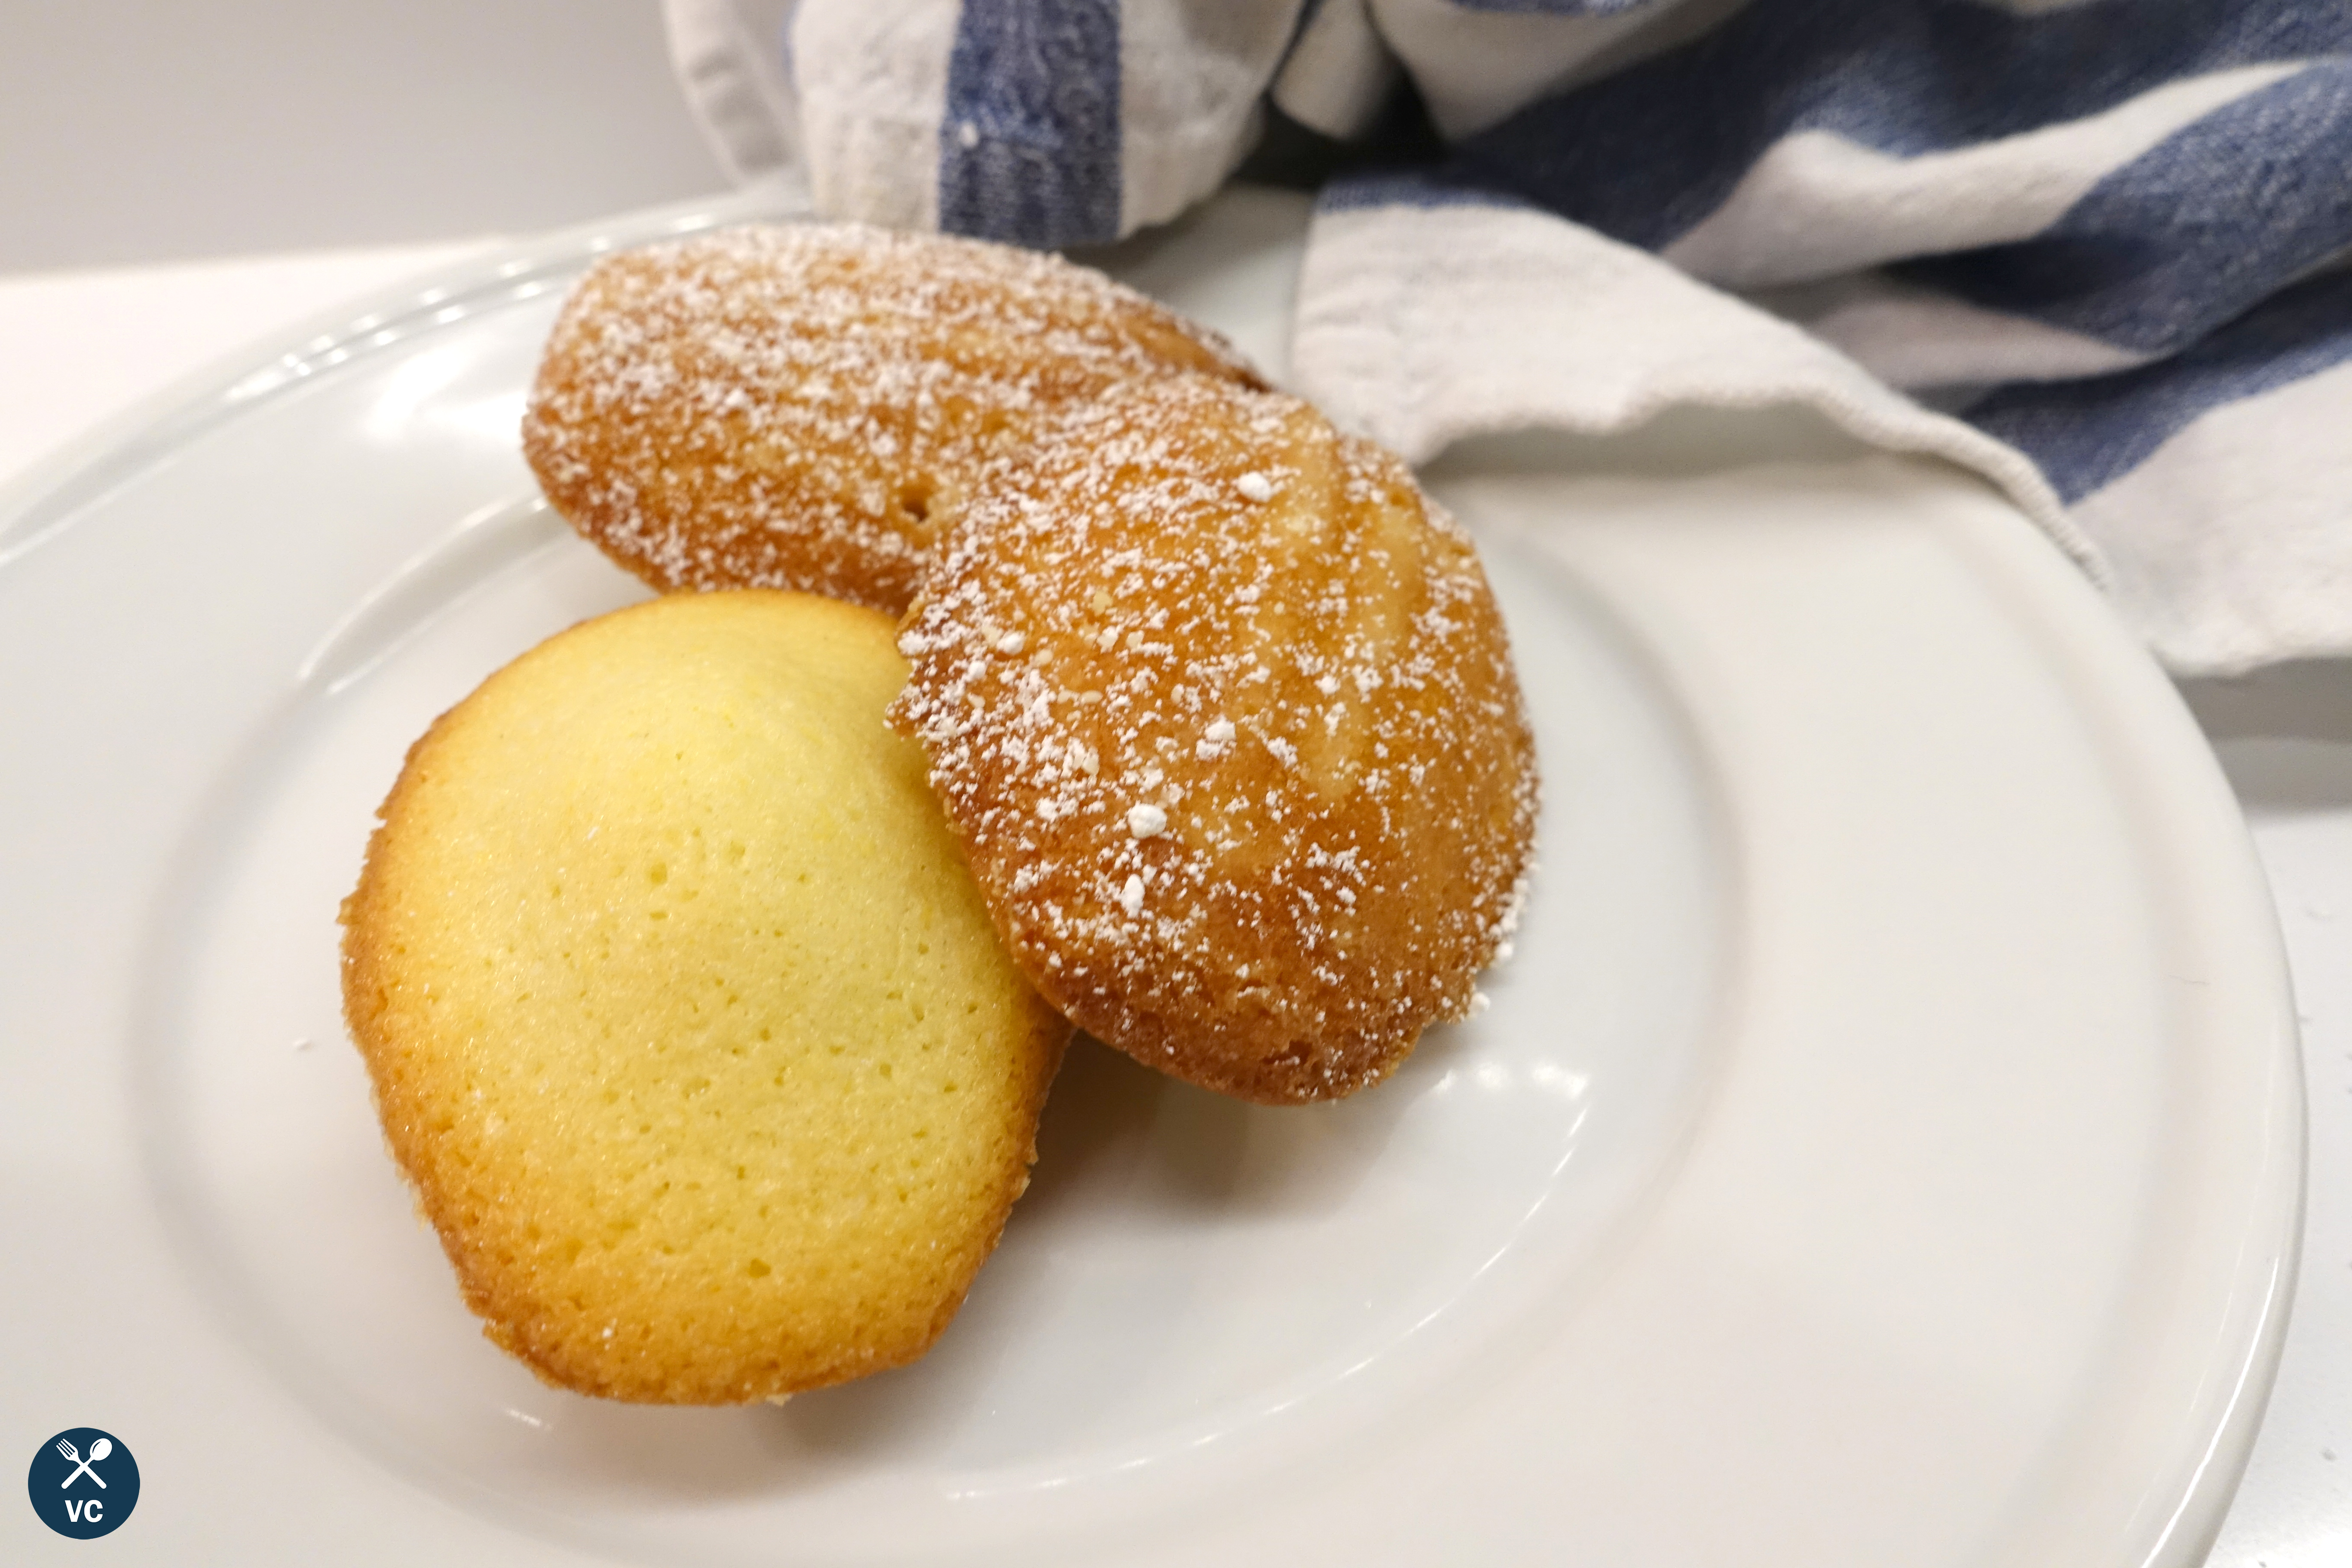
[666,0,2352,674]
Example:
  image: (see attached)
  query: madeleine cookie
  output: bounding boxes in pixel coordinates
[891,379,1537,1104]
[341,591,1068,1403]
[522,224,1263,614]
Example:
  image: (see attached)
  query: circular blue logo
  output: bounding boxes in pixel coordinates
[27,1429,138,1539]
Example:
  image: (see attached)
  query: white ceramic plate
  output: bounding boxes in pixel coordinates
[0,189,2303,1567]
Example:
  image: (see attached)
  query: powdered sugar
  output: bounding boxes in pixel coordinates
[889,376,1538,1101]
[523,223,1262,613]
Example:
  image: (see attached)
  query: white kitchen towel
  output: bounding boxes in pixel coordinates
[665,0,2352,674]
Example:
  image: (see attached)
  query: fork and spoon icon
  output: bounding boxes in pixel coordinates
[55,1437,110,1488]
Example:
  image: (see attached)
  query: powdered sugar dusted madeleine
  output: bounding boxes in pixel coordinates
[522,224,1262,614]
[891,379,1537,1104]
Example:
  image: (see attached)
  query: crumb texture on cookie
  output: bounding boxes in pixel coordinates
[522,224,1263,614]
[340,591,1066,1403]
[891,379,1537,1103]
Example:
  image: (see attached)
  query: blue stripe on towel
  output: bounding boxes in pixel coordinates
[939,0,1122,248]
[1966,266,2352,502]
[1901,63,2352,355]
[1432,0,2352,253]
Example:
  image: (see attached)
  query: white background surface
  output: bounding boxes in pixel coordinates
[0,1,725,273]
[0,6,2346,1564]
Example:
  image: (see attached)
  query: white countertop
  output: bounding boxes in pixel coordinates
[2,232,2345,1568]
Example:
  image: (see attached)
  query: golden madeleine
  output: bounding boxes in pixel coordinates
[342,590,1067,1403]
[523,224,1262,614]
[891,379,1537,1104]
